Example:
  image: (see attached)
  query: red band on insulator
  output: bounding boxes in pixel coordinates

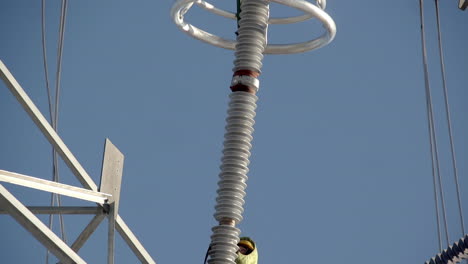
[233,70,260,78]
[230,84,256,94]
[231,69,259,94]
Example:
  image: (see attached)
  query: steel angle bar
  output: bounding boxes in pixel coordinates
[116,216,156,264]
[0,60,98,191]
[0,184,86,264]
[0,169,111,204]
[64,214,106,257]
[108,204,116,264]
[57,214,106,264]
[0,206,103,215]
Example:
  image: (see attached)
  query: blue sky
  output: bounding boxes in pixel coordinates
[1,1,468,263]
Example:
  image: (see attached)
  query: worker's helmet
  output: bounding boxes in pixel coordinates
[236,237,258,264]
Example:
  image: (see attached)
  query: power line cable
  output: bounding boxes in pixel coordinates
[41,0,53,121]
[53,0,69,245]
[418,0,449,250]
[428,117,443,252]
[54,0,67,130]
[41,2,60,263]
[434,0,466,236]
[429,104,450,247]
[42,1,69,262]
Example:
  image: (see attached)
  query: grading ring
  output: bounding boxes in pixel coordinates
[171,0,336,54]
[195,0,326,24]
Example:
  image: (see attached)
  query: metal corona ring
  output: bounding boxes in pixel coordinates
[171,0,337,54]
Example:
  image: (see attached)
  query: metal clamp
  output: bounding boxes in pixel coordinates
[231,75,260,92]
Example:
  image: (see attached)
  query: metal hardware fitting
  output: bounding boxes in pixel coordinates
[231,75,260,92]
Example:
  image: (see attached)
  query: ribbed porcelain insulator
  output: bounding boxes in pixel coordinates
[233,0,269,73]
[207,225,241,264]
[209,0,268,263]
[209,92,258,264]
[425,235,468,264]
[215,92,257,223]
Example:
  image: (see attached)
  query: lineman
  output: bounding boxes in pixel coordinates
[204,237,258,264]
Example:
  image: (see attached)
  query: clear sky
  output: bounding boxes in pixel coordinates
[1,1,468,263]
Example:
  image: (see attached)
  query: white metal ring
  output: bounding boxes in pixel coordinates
[171,0,336,54]
[195,0,325,24]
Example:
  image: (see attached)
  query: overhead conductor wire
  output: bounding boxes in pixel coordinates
[434,0,466,236]
[54,0,68,130]
[55,0,69,244]
[418,0,450,250]
[430,96,450,248]
[42,0,69,262]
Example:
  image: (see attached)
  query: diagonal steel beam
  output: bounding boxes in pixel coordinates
[0,184,86,264]
[0,169,111,204]
[116,216,156,264]
[57,214,106,264]
[71,214,106,252]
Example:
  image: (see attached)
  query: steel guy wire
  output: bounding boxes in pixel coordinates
[41,0,53,122]
[53,0,68,245]
[430,103,451,247]
[42,0,69,261]
[53,0,69,245]
[419,0,444,251]
[54,0,67,130]
[425,72,451,247]
[41,1,63,262]
[42,1,64,262]
[434,0,466,236]
[429,114,443,251]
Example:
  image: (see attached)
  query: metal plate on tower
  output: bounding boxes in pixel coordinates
[99,138,124,217]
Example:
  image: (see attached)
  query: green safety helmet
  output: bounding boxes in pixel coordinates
[236,237,258,264]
